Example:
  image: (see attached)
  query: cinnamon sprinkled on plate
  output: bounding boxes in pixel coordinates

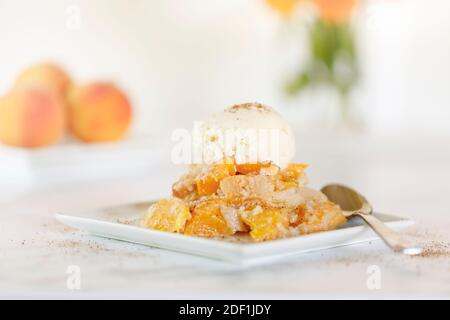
[414,240,450,258]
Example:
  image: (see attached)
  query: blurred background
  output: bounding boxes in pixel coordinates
[0,0,449,205]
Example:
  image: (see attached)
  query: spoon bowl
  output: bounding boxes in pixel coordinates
[321,184,372,216]
[321,184,423,256]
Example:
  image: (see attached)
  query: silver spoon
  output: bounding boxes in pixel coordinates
[321,184,423,255]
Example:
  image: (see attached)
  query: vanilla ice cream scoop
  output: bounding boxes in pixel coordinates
[192,103,296,168]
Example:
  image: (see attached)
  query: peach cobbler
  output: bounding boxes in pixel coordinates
[143,103,347,241]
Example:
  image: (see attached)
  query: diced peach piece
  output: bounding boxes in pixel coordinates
[240,207,289,241]
[235,162,272,175]
[196,162,236,196]
[144,198,191,233]
[298,201,347,234]
[184,199,233,237]
[196,175,220,196]
[280,163,308,181]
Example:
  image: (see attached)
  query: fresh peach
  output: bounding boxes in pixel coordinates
[15,63,72,98]
[0,87,66,148]
[68,83,132,142]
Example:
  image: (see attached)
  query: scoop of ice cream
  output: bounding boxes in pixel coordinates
[193,103,296,168]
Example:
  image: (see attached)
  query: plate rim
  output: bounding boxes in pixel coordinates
[55,212,415,255]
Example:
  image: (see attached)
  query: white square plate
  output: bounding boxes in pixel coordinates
[56,202,414,265]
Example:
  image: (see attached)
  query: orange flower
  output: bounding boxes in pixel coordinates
[266,0,301,17]
[314,0,358,24]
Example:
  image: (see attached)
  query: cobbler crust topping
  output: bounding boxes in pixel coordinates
[143,158,347,242]
[226,102,272,114]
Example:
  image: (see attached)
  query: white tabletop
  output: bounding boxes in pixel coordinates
[1,131,450,299]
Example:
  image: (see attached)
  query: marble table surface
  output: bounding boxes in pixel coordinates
[1,132,450,299]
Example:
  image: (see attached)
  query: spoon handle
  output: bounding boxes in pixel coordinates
[355,212,423,255]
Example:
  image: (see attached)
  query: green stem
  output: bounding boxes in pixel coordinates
[339,90,350,123]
